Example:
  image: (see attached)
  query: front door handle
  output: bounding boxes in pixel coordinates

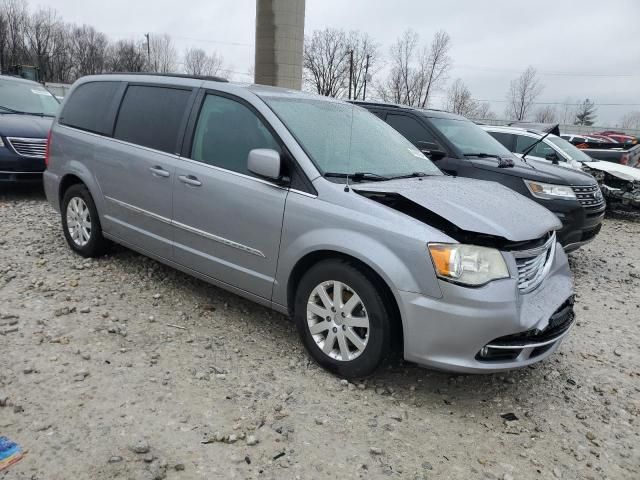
[149,166,170,178]
[179,175,202,187]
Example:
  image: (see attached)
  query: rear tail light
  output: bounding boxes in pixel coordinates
[45,130,52,167]
[620,153,629,166]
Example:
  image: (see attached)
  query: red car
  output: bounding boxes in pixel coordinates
[593,131,638,144]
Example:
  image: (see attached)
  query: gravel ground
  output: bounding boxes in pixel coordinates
[1,185,638,480]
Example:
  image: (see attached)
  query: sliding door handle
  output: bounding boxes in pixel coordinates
[149,166,170,178]
[178,175,202,187]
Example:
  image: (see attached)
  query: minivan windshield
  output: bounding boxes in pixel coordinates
[429,117,514,157]
[262,95,442,179]
[548,135,595,162]
[0,78,59,116]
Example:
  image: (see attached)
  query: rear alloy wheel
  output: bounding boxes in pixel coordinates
[61,184,108,258]
[294,259,394,378]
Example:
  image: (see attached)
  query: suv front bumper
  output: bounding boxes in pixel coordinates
[398,245,574,373]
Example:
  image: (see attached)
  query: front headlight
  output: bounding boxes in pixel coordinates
[428,243,510,287]
[524,180,576,200]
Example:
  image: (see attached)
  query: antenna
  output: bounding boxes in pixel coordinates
[344,173,350,192]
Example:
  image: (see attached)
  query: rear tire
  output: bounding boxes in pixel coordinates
[294,259,395,378]
[61,184,108,258]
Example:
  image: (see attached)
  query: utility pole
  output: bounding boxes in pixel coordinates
[362,54,370,101]
[144,33,151,69]
[348,49,354,100]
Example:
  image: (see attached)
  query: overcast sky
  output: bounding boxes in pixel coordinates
[44,0,640,124]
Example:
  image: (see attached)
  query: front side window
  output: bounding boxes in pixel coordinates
[386,114,440,147]
[114,85,191,154]
[262,96,442,178]
[190,94,280,176]
[548,136,594,162]
[0,78,59,117]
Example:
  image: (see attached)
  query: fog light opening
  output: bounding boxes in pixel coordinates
[479,346,489,358]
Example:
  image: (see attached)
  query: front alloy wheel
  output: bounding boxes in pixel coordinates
[307,281,370,362]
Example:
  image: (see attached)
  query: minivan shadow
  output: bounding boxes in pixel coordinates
[0,182,45,201]
[107,246,565,408]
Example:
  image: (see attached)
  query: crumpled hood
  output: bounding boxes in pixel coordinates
[584,160,640,182]
[355,176,562,242]
[0,114,53,138]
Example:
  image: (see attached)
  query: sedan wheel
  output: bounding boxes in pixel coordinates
[307,280,370,362]
[66,197,92,247]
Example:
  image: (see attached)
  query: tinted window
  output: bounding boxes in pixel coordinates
[191,94,280,175]
[60,81,120,134]
[114,85,191,154]
[386,114,439,146]
[515,135,556,157]
[429,117,512,157]
[489,132,516,151]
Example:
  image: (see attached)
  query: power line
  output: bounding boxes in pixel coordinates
[452,64,637,78]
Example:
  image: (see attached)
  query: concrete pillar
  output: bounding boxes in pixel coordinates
[254,0,305,89]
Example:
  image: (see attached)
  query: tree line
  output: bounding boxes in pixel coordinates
[0,0,226,83]
[2,0,631,127]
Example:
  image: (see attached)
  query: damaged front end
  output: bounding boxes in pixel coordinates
[583,166,640,212]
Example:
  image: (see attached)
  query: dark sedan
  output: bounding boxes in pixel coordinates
[0,75,59,183]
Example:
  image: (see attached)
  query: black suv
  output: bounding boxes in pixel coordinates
[0,75,59,183]
[354,101,605,252]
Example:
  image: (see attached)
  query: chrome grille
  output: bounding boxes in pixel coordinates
[513,232,556,294]
[7,137,47,159]
[572,184,605,209]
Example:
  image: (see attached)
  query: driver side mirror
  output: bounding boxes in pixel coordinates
[545,152,560,165]
[416,141,447,160]
[247,149,282,180]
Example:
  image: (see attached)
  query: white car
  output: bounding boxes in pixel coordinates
[483,125,640,210]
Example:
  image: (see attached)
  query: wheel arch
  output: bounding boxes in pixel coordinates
[286,250,404,355]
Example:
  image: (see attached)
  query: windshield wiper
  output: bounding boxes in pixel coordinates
[463,153,515,168]
[388,171,433,179]
[0,105,53,117]
[324,172,390,182]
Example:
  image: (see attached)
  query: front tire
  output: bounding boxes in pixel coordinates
[61,184,108,258]
[294,259,395,378]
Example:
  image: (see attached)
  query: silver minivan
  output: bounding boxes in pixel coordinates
[44,74,575,377]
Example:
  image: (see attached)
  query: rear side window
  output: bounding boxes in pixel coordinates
[60,81,121,135]
[114,85,191,154]
[386,114,440,146]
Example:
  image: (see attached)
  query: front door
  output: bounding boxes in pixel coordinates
[172,92,288,300]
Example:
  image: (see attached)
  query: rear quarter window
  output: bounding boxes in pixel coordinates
[114,85,192,154]
[60,81,122,135]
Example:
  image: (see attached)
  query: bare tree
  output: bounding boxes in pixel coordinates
[445,78,478,117]
[303,28,351,97]
[1,0,28,69]
[475,102,496,120]
[620,111,640,130]
[378,29,451,107]
[23,7,59,81]
[183,47,224,77]
[574,99,597,126]
[534,105,557,123]
[147,33,177,73]
[505,66,543,121]
[69,25,107,77]
[106,39,146,73]
[560,97,576,124]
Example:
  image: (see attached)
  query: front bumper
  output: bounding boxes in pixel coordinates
[399,245,574,373]
[550,200,604,252]
[0,145,45,183]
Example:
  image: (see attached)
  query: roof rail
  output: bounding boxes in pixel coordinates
[104,72,229,83]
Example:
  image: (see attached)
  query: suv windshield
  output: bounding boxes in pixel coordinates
[262,96,442,179]
[0,78,59,116]
[548,136,595,162]
[430,117,513,157]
